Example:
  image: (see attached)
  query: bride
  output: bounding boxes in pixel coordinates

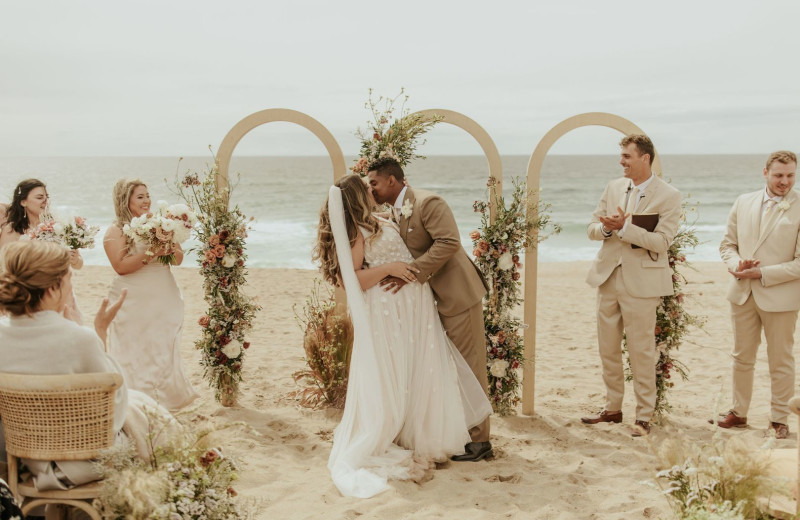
[314,175,491,498]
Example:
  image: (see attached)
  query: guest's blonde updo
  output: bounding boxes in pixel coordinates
[0,241,70,316]
[112,177,146,227]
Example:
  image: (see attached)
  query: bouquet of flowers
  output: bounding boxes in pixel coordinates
[123,201,198,265]
[23,213,100,249]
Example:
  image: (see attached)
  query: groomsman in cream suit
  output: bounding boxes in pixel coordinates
[715,151,799,439]
[581,135,682,437]
[367,157,492,461]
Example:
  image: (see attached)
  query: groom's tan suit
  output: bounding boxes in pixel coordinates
[399,187,490,442]
[720,189,800,424]
[586,175,682,421]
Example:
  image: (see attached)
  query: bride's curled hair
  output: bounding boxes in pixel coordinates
[112,178,146,228]
[313,175,381,286]
[0,241,70,316]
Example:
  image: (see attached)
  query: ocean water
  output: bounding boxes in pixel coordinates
[0,155,769,268]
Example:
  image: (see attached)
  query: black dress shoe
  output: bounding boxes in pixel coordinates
[451,441,493,462]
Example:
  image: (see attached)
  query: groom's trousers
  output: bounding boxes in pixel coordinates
[730,294,798,424]
[440,301,491,442]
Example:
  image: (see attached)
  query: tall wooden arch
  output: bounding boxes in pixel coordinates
[410,109,503,220]
[522,112,661,415]
[215,108,348,203]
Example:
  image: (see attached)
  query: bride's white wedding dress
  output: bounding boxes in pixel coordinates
[327,187,491,498]
[107,244,198,411]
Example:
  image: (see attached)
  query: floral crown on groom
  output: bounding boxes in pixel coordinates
[350,89,443,176]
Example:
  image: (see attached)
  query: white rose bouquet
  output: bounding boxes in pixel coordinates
[123,201,197,265]
[22,213,99,250]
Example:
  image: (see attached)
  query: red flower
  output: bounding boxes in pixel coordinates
[198,315,211,328]
[243,342,250,349]
[512,272,521,281]
[219,230,230,241]
[654,326,662,335]
[219,336,231,346]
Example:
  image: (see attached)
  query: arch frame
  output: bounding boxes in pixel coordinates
[522,112,661,415]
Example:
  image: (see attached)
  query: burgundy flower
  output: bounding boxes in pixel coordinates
[243,342,250,349]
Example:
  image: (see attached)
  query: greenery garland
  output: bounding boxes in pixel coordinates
[624,200,706,421]
[471,177,560,415]
[175,163,261,405]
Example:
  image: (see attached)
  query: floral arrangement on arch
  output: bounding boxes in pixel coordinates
[471,177,560,415]
[624,199,706,421]
[175,162,261,405]
[350,88,443,175]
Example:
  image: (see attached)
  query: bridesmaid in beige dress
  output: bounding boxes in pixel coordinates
[103,178,198,411]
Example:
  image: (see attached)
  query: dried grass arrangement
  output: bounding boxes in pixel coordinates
[293,280,353,409]
[649,432,790,519]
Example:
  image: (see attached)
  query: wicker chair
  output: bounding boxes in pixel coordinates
[0,372,123,520]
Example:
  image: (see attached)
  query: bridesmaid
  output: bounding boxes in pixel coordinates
[0,179,84,320]
[103,178,198,411]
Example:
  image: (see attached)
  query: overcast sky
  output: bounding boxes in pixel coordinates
[2,1,798,156]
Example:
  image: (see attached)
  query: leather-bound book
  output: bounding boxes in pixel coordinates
[631,213,659,249]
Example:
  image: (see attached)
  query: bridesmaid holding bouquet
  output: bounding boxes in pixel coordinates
[103,178,199,411]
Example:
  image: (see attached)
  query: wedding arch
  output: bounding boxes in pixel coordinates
[409,109,503,220]
[522,112,661,415]
[215,108,348,196]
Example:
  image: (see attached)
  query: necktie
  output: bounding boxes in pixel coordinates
[760,199,777,235]
[626,187,640,216]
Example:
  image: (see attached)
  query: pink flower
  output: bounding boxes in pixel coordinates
[209,235,220,247]
[214,244,226,258]
[478,241,489,253]
[473,248,481,257]
[75,216,86,226]
[204,250,217,264]
[469,230,481,240]
[198,315,210,328]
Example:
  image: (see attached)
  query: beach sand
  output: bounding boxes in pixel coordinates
[73,261,798,519]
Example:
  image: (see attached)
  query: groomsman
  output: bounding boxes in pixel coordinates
[582,135,682,437]
[716,151,799,439]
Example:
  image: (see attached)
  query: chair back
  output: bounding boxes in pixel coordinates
[0,372,122,461]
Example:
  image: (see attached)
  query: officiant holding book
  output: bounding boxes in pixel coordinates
[581,134,682,437]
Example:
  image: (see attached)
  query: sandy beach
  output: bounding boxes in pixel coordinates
[72,261,798,519]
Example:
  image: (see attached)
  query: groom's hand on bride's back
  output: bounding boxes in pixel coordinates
[380,276,408,294]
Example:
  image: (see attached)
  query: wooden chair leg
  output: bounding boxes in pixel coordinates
[7,454,19,502]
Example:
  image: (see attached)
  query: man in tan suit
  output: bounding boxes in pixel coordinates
[367,158,492,461]
[581,135,682,437]
[715,151,799,439]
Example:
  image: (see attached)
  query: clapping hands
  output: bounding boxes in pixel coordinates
[729,258,762,279]
[597,206,630,231]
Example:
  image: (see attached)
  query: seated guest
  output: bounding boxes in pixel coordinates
[0,240,177,491]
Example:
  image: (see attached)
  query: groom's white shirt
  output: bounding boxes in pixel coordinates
[393,186,408,212]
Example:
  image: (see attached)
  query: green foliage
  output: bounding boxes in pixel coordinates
[471,177,560,414]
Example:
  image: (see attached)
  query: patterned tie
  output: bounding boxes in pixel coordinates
[760,199,777,235]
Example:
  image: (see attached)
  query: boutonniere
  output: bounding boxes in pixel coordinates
[401,200,413,218]
[777,200,791,211]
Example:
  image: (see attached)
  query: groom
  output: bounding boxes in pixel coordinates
[716,151,800,439]
[366,157,492,462]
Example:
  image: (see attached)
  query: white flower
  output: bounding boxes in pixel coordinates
[221,254,236,268]
[222,340,242,359]
[489,358,509,378]
[160,218,177,232]
[777,200,791,211]
[498,252,514,270]
[401,200,413,218]
[52,222,64,234]
[157,200,169,212]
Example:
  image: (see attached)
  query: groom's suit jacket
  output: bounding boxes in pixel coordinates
[399,188,488,317]
[585,175,682,298]
[720,189,800,312]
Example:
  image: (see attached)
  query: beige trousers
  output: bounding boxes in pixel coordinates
[596,267,659,422]
[730,294,798,424]
[440,301,490,443]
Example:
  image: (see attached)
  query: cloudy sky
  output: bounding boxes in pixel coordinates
[2,1,798,156]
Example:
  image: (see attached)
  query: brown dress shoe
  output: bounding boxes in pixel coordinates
[631,420,650,437]
[581,410,622,424]
[709,411,747,429]
[768,422,789,439]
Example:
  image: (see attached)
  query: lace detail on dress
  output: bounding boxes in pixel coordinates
[361,220,414,267]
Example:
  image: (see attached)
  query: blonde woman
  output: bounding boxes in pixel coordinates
[0,240,176,491]
[314,175,491,498]
[103,178,198,411]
